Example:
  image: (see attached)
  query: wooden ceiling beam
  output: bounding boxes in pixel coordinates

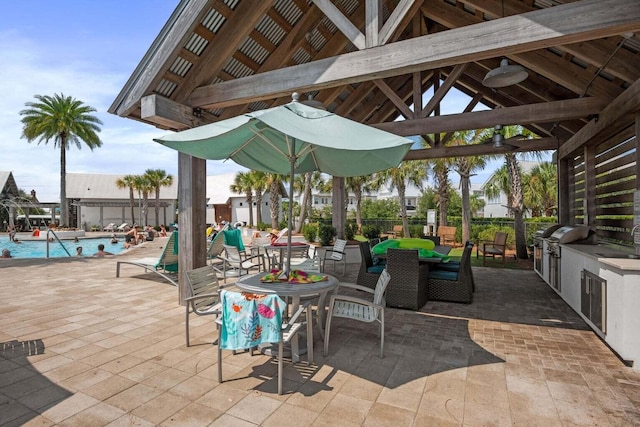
[404,137,559,160]
[463,0,640,84]
[188,0,640,109]
[423,0,625,99]
[140,94,214,130]
[372,97,606,136]
[559,78,640,159]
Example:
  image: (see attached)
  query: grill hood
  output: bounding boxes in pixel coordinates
[548,225,591,244]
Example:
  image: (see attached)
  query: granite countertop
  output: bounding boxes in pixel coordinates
[562,243,640,272]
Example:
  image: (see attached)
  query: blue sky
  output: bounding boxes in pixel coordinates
[0,1,544,202]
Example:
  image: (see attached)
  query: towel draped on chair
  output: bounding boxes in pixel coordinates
[219,290,286,350]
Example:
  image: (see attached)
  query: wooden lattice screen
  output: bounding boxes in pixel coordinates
[568,123,637,245]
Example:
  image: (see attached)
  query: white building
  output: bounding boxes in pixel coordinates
[206,173,285,226]
[66,173,178,229]
[478,161,541,218]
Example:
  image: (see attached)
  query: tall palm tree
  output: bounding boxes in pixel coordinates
[266,173,285,229]
[294,172,311,233]
[525,162,557,216]
[450,130,491,244]
[427,158,452,227]
[116,175,137,224]
[143,169,173,226]
[249,170,268,226]
[230,172,254,227]
[132,175,151,226]
[503,125,541,259]
[20,93,103,226]
[375,160,428,237]
[345,175,377,232]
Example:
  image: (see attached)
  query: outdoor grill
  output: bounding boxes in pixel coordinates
[545,225,594,291]
[533,224,562,279]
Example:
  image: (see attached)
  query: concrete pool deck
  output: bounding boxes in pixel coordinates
[1,237,640,426]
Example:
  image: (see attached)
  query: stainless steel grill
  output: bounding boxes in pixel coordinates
[545,225,593,292]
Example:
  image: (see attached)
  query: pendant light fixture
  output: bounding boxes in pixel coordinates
[482,58,528,88]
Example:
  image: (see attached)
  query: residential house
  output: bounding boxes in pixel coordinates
[478,161,541,218]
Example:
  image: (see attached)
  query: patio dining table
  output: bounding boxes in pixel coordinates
[235,270,338,362]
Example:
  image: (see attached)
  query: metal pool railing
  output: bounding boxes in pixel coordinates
[46,230,72,258]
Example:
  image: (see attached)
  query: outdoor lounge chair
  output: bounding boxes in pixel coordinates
[116,231,179,286]
[103,223,116,232]
[206,225,229,275]
[324,269,391,358]
[428,241,475,303]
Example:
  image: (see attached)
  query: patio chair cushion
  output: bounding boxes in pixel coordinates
[429,269,459,281]
[367,264,386,274]
[432,261,461,272]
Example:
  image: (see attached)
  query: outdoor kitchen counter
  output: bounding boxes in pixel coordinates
[560,243,640,368]
[562,243,640,271]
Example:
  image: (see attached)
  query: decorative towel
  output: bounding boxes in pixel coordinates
[219,290,285,350]
[223,228,245,251]
[260,269,329,284]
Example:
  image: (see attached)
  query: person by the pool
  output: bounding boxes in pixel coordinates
[75,246,83,256]
[94,244,113,257]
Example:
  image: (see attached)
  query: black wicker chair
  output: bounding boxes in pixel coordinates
[428,241,474,303]
[356,241,383,290]
[385,248,429,310]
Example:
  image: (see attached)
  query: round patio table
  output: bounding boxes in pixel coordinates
[235,271,338,361]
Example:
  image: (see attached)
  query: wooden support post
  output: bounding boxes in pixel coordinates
[177,153,207,305]
[558,157,571,225]
[332,177,345,240]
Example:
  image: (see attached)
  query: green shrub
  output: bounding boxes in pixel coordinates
[410,225,424,238]
[344,222,358,240]
[361,224,381,240]
[302,223,318,243]
[257,222,269,231]
[318,223,337,246]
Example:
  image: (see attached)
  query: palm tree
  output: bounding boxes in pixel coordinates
[294,172,311,233]
[375,160,428,237]
[20,93,103,226]
[132,175,151,226]
[425,149,453,228]
[503,126,541,259]
[345,175,377,232]
[116,175,137,224]
[230,172,255,227]
[249,170,268,226]
[266,173,285,229]
[450,130,492,244]
[143,169,173,226]
[525,162,557,216]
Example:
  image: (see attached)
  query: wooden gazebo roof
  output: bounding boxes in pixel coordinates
[109,0,640,161]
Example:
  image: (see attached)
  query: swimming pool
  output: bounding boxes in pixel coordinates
[0,237,127,258]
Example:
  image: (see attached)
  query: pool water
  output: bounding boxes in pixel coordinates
[0,237,127,258]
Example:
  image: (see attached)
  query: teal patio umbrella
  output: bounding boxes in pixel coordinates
[154,95,413,273]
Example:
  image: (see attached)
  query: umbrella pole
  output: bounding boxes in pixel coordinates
[286,155,294,275]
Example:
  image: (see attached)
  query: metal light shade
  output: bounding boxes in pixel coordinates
[492,132,506,148]
[483,59,528,88]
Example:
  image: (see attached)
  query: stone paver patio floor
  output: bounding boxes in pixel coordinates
[1,238,640,426]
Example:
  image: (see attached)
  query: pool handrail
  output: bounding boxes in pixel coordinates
[46,230,72,258]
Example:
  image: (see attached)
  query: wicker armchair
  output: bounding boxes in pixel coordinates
[357,241,383,290]
[428,241,474,303]
[385,248,429,310]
